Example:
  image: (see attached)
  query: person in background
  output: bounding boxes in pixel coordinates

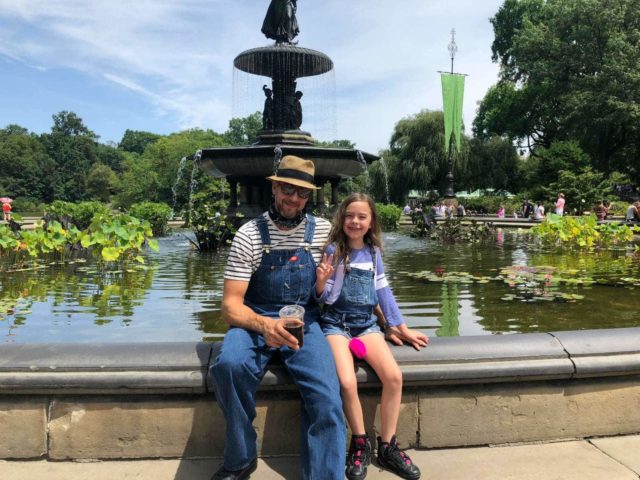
[403,204,411,215]
[497,204,505,219]
[2,201,11,222]
[316,193,428,480]
[594,200,607,221]
[625,201,640,223]
[555,193,565,216]
[533,201,545,220]
[211,155,345,480]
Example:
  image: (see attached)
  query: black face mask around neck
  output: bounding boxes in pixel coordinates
[268,200,305,229]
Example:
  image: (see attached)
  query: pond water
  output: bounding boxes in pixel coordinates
[1,229,639,343]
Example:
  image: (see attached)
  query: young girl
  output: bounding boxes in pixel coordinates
[315,193,428,480]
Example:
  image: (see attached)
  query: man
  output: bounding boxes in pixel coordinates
[211,155,346,480]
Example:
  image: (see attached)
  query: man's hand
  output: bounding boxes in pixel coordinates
[263,318,302,350]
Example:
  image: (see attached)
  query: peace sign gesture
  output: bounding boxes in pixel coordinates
[315,253,334,296]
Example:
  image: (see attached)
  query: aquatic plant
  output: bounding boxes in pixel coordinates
[530,213,638,248]
[412,217,496,243]
[0,214,157,268]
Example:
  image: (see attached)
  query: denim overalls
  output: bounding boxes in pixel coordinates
[321,246,381,338]
[212,214,346,479]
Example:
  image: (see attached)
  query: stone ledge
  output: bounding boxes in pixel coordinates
[552,329,640,377]
[0,342,212,394]
[1,328,640,459]
[1,328,640,394]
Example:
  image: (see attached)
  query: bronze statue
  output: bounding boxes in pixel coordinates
[262,0,299,44]
[262,85,274,130]
[293,91,303,129]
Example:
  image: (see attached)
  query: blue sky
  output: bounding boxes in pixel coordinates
[0,0,504,154]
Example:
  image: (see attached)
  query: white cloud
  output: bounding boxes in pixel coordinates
[0,0,503,150]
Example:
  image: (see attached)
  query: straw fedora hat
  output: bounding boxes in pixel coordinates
[267,155,320,190]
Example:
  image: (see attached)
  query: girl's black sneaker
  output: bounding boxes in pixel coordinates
[346,434,372,480]
[376,435,421,480]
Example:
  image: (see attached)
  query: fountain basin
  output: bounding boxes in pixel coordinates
[199,144,378,179]
[234,45,333,78]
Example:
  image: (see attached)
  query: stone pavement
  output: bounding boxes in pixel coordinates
[2,435,639,480]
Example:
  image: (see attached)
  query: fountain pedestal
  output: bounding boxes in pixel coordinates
[198,20,378,215]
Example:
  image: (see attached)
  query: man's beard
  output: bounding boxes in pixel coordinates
[268,199,306,229]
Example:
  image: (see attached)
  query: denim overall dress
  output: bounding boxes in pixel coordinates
[321,246,381,338]
[212,214,346,479]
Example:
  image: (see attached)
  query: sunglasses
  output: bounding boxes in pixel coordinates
[278,182,312,199]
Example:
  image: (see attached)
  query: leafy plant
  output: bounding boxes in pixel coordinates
[530,213,638,249]
[376,203,402,231]
[79,213,158,263]
[19,220,82,259]
[187,180,239,251]
[0,224,19,254]
[128,201,173,237]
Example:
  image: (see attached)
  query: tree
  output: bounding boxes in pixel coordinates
[35,111,104,202]
[96,143,127,173]
[86,163,118,202]
[533,141,590,187]
[224,112,262,146]
[466,136,523,192]
[51,111,98,139]
[114,153,161,208]
[476,0,640,180]
[547,167,612,215]
[119,129,162,155]
[375,109,470,203]
[0,127,52,201]
[141,128,227,209]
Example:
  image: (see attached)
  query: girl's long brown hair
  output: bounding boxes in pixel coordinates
[325,193,383,269]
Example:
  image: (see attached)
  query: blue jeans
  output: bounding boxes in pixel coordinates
[212,319,346,479]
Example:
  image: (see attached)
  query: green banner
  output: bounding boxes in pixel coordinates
[441,73,465,153]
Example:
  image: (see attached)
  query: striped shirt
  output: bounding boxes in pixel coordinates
[224,212,331,282]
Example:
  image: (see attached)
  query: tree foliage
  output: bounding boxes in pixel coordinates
[546,167,613,215]
[475,0,640,181]
[224,112,262,146]
[118,129,162,155]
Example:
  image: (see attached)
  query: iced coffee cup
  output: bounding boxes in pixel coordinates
[279,305,305,348]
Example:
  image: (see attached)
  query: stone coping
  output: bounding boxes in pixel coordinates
[1,328,639,394]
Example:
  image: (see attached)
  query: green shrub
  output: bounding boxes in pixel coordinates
[461,196,520,215]
[128,202,173,237]
[376,203,402,231]
[44,201,110,230]
[10,197,45,215]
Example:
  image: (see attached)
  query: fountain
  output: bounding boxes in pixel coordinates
[197,1,378,217]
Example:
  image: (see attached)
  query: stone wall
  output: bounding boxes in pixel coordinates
[1,328,640,460]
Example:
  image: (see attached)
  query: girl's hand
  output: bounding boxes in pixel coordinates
[316,253,334,285]
[385,325,429,351]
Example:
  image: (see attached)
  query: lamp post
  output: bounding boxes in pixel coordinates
[443,29,457,198]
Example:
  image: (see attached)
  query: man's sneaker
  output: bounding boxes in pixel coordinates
[346,435,372,480]
[376,435,421,480]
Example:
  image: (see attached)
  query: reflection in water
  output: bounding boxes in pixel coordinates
[437,283,459,337]
[1,230,639,342]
